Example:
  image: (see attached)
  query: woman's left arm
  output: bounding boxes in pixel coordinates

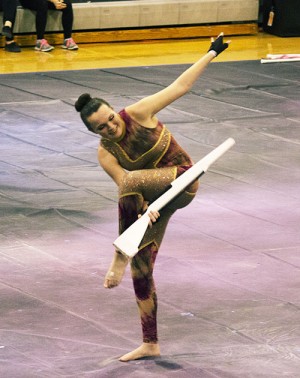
[126,34,230,126]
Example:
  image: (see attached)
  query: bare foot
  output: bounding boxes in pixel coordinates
[119,343,160,362]
[104,251,129,288]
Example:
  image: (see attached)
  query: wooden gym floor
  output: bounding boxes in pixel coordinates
[0,32,300,74]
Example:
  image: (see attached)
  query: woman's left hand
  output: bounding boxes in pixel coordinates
[207,32,231,56]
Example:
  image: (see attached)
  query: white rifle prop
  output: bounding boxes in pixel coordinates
[113,137,235,258]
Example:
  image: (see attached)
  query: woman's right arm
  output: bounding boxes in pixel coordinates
[98,146,159,226]
[98,146,126,186]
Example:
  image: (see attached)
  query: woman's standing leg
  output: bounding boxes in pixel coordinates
[119,242,161,362]
[111,168,177,361]
[117,203,175,362]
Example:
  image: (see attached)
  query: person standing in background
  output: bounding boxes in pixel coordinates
[18,0,78,52]
[0,0,21,52]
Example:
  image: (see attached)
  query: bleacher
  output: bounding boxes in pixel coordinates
[1,0,259,47]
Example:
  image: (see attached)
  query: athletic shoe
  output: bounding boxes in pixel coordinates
[2,26,13,40]
[35,39,54,52]
[62,38,78,50]
[5,41,21,53]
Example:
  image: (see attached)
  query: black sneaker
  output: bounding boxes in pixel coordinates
[5,41,21,53]
[2,26,13,40]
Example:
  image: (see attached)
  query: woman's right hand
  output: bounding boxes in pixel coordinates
[139,201,160,228]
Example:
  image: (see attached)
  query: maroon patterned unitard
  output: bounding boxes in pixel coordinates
[101,109,199,343]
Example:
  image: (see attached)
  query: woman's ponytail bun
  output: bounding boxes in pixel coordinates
[75,93,92,112]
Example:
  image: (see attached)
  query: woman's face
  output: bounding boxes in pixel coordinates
[88,104,125,141]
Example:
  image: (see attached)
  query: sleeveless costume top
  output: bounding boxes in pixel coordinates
[100,109,193,170]
[101,109,199,251]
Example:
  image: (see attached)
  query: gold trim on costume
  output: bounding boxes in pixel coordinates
[101,125,171,170]
[119,191,143,199]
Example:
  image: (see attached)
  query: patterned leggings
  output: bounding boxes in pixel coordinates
[118,166,199,343]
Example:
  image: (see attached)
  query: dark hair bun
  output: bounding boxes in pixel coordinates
[75,93,92,112]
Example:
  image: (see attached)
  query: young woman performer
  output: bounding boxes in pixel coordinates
[75,34,230,362]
